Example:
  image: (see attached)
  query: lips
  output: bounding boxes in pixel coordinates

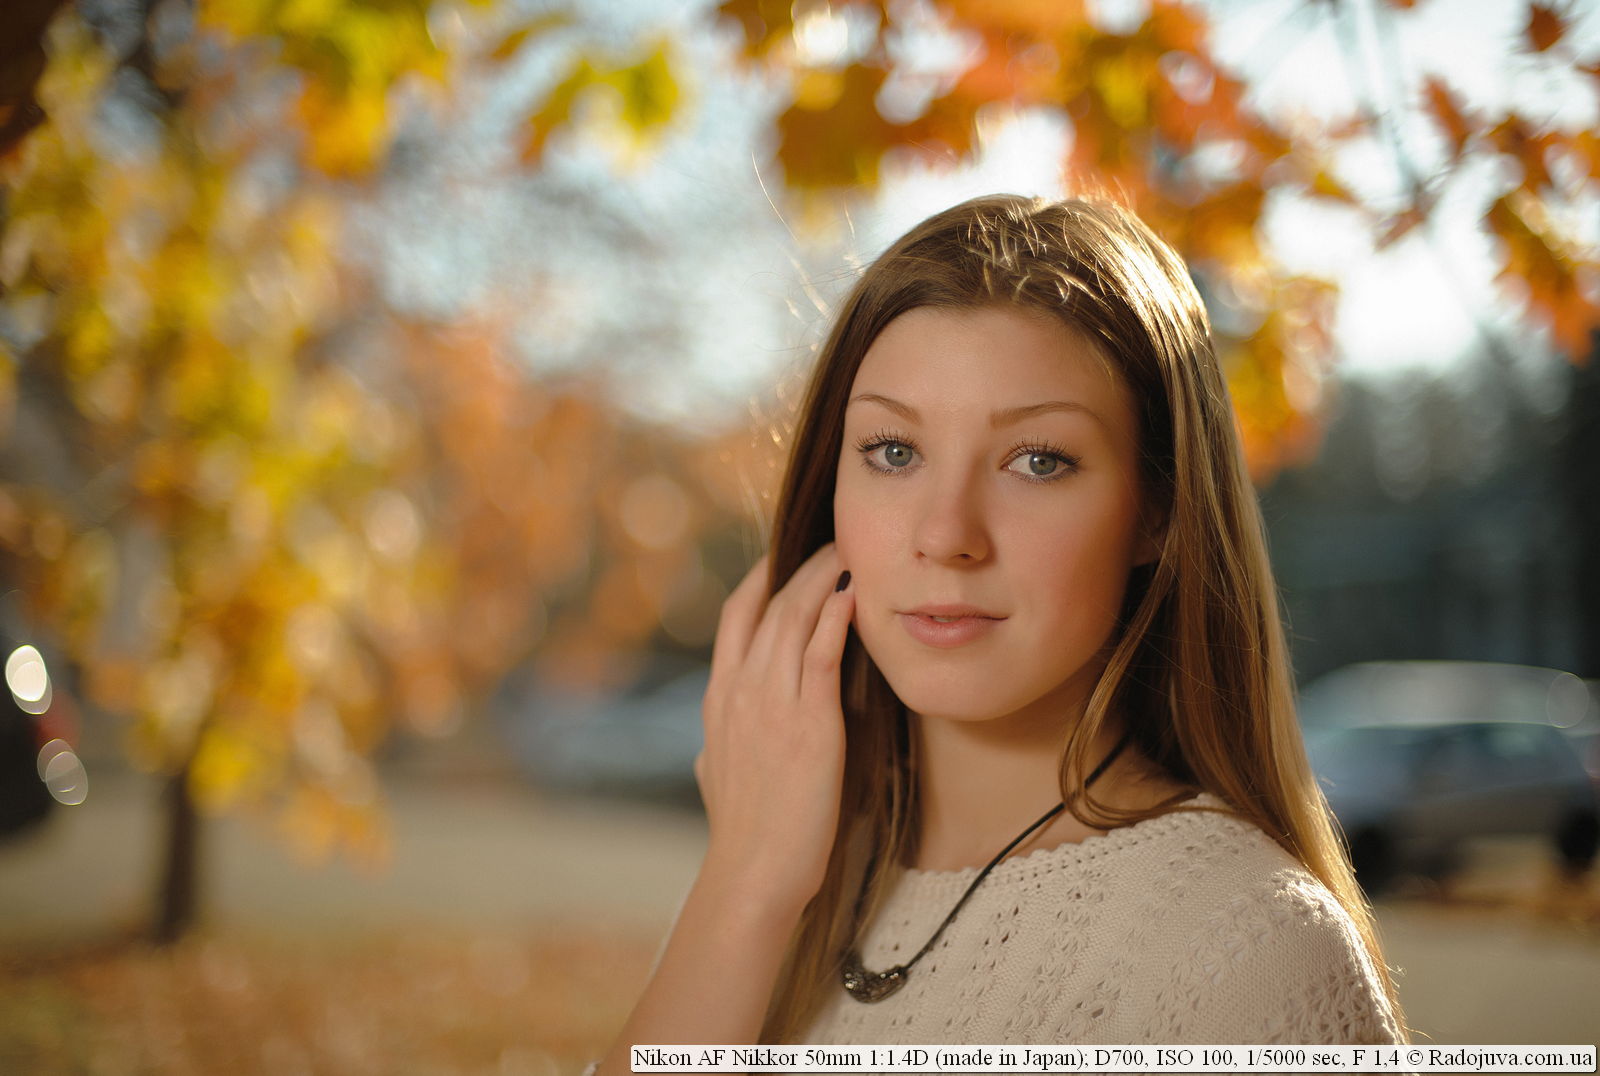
[897,605,1006,649]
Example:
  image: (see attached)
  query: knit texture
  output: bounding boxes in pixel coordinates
[797,796,1403,1045]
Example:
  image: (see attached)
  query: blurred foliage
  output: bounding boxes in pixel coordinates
[0,0,744,894]
[521,32,681,165]
[718,0,1600,476]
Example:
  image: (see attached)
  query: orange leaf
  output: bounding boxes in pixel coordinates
[903,89,982,161]
[776,63,903,188]
[953,29,1040,104]
[1144,1,1210,56]
[1523,3,1567,52]
[717,0,795,59]
[1421,75,1474,160]
[1574,129,1600,180]
[944,0,1088,38]
[1308,168,1358,205]
[1324,113,1371,141]
[1178,183,1268,264]
[1488,114,1556,191]
[1486,194,1599,360]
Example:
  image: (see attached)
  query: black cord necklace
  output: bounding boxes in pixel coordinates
[840,732,1132,1003]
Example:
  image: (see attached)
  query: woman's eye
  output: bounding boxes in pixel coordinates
[879,443,915,468]
[1004,450,1076,480]
[1023,453,1058,477]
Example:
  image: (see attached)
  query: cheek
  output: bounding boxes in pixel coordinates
[1025,510,1142,623]
[832,474,895,571]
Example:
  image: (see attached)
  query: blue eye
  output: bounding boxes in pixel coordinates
[879,442,915,468]
[864,440,917,471]
[1003,444,1079,482]
[851,432,1077,481]
[853,432,921,475]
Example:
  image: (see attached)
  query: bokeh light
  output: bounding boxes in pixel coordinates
[35,737,87,805]
[6,643,51,714]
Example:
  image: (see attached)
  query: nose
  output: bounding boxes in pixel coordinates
[911,468,991,564]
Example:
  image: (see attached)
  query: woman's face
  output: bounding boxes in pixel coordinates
[833,303,1154,726]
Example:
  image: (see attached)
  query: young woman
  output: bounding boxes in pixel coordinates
[596,195,1404,1061]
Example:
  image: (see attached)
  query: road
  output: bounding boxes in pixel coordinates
[2,767,1596,1046]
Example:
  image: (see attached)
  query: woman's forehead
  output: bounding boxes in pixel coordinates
[847,305,1134,427]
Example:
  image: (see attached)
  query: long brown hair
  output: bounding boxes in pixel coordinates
[760,194,1397,1041]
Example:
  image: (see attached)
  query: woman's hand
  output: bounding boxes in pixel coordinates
[695,544,855,914]
[593,548,855,1070]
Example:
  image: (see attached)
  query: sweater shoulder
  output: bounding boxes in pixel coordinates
[1106,804,1403,1044]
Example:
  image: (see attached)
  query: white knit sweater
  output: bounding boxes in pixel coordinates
[797,796,1403,1045]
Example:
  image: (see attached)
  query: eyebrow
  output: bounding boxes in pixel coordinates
[848,393,1104,429]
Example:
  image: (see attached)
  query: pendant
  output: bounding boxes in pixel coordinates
[840,951,908,1002]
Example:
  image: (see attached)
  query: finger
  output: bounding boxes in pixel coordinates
[744,545,840,695]
[745,547,844,688]
[708,553,771,695]
[800,573,854,705]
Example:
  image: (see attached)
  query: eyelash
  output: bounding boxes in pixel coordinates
[852,429,1082,483]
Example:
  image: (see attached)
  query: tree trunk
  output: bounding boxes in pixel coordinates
[152,765,200,945]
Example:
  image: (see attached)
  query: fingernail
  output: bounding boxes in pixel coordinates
[835,570,851,592]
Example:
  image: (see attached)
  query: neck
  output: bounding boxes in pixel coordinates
[911,699,1129,871]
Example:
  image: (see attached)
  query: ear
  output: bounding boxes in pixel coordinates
[1133,501,1168,567]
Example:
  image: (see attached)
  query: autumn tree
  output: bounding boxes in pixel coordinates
[0,0,727,942]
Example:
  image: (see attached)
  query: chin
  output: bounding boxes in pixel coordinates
[863,642,1034,722]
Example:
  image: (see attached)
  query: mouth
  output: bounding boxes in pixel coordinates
[902,605,1005,621]
[896,607,1006,649]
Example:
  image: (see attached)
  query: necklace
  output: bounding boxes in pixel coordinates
[839,732,1132,1003]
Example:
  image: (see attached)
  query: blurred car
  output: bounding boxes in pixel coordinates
[505,663,707,804]
[1300,661,1600,893]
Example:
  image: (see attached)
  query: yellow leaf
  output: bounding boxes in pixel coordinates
[276,0,344,37]
[1092,52,1151,130]
[489,13,575,63]
[189,727,261,809]
[520,41,683,164]
[491,25,535,62]
[793,68,845,111]
[62,302,114,379]
[299,80,390,176]
[603,40,681,137]
[1309,168,1357,205]
[521,57,597,164]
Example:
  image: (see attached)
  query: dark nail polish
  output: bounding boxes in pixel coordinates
[835,570,851,592]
